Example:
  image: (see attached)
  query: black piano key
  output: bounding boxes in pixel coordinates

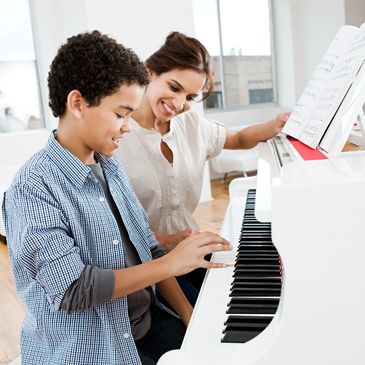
[221,316,272,343]
[231,281,281,290]
[236,254,279,260]
[240,237,272,241]
[233,270,281,278]
[232,277,281,284]
[222,316,273,343]
[235,258,279,265]
[237,246,277,252]
[221,330,261,343]
[221,189,282,344]
[240,230,271,235]
[234,264,280,272]
[227,297,280,314]
[224,315,273,327]
[230,288,281,297]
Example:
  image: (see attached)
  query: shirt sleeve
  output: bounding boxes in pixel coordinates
[4,183,86,311]
[197,114,227,160]
[151,244,166,259]
[60,265,114,313]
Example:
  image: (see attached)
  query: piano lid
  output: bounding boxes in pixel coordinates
[255,137,365,223]
[278,154,365,186]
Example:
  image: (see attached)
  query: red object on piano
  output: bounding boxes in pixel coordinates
[287,137,328,160]
[279,255,284,281]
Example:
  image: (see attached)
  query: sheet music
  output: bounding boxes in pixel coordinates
[283,24,365,148]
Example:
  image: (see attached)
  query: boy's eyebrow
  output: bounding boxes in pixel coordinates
[169,79,199,98]
[117,105,134,112]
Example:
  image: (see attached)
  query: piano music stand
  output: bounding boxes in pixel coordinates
[319,60,365,154]
[348,105,365,147]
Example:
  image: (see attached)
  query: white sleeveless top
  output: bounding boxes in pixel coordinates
[115,110,226,233]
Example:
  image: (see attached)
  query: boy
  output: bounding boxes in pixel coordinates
[2,31,230,365]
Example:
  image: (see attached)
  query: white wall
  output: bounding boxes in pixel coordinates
[29,0,361,129]
[29,0,200,129]
[85,0,195,60]
[289,0,346,98]
[29,0,88,129]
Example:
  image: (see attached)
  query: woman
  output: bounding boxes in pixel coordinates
[116,32,289,302]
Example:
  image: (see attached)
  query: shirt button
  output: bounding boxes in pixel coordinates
[113,239,119,245]
[99,197,105,202]
[123,332,130,339]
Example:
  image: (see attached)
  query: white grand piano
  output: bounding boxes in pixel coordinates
[158,29,365,363]
[157,135,365,365]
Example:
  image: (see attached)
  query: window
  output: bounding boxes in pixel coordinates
[0,0,44,133]
[193,0,276,110]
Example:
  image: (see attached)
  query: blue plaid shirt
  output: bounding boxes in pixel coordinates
[2,132,159,365]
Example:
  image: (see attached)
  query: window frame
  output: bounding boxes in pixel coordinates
[202,0,278,114]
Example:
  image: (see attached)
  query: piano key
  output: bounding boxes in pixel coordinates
[231,281,281,289]
[224,315,273,328]
[226,297,280,315]
[221,316,273,343]
[230,288,281,297]
[219,188,282,344]
[237,246,277,252]
[236,253,279,259]
[235,258,279,265]
[231,276,281,284]
[233,268,281,277]
[221,329,261,343]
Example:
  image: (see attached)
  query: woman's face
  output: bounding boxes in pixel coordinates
[146,68,206,122]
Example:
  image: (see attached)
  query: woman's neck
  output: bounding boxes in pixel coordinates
[132,97,170,135]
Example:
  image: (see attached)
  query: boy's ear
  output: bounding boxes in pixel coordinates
[66,90,85,118]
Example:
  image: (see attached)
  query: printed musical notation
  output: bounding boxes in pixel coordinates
[283,24,365,148]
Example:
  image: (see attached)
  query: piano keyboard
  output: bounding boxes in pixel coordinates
[221,189,282,343]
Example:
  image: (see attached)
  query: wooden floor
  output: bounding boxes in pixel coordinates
[0,177,233,364]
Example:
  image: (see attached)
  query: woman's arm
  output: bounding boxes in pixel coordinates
[156,277,193,327]
[154,229,195,252]
[223,112,290,150]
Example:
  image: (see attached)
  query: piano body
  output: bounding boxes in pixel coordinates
[157,136,365,365]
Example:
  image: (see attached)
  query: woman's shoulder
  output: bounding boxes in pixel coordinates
[174,110,200,123]
[172,110,207,133]
[173,110,223,132]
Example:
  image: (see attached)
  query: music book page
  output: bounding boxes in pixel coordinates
[283,24,365,148]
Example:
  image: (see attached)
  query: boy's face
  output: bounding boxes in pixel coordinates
[80,83,144,159]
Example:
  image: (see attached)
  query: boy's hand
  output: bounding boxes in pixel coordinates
[162,231,232,277]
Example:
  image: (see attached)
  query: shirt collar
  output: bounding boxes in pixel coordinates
[130,117,175,138]
[45,130,120,189]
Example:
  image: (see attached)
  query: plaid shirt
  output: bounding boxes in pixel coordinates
[2,132,159,365]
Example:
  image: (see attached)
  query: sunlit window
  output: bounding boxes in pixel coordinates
[193,0,276,110]
[0,0,43,133]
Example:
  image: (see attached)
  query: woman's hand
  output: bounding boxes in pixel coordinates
[266,111,291,138]
[155,229,196,252]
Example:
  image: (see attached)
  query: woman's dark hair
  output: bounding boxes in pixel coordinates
[146,32,214,100]
[48,30,149,117]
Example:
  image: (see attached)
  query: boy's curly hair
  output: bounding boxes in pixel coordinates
[48,30,149,117]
